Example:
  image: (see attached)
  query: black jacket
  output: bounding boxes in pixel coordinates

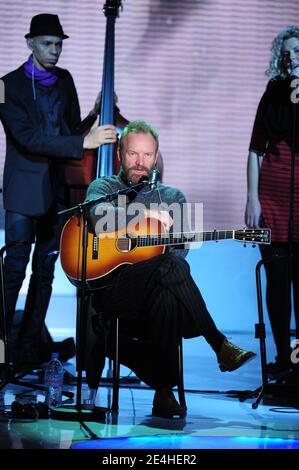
[0,64,89,216]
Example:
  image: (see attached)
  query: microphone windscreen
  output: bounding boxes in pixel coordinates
[137,175,149,185]
[149,169,160,189]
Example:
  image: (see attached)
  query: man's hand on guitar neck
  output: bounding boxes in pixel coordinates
[143,209,173,231]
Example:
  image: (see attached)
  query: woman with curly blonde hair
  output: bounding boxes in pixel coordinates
[245,26,299,381]
[266,25,299,79]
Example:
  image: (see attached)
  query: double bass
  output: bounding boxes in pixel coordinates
[64,0,125,205]
[60,0,124,282]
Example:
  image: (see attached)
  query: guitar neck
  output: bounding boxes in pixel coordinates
[136,230,234,247]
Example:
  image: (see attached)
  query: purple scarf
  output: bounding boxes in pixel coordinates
[24,54,58,86]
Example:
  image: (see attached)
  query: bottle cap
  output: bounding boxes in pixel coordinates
[51,352,59,360]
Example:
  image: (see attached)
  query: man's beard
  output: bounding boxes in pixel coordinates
[125,167,150,184]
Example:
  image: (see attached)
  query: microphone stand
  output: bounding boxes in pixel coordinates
[55,178,149,418]
[0,245,10,392]
[286,92,297,370]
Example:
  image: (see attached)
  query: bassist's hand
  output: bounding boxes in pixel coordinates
[83,124,117,149]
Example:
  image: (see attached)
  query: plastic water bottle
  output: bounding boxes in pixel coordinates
[44,352,64,408]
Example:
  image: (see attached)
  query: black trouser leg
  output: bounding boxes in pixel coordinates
[260,243,292,364]
[92,254,224,388]
[4,208,59,358]
[18,209,59,353]
[4,212,33,332]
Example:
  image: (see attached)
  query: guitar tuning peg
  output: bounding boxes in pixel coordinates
[252,243,256,248]
[243,243,247,248]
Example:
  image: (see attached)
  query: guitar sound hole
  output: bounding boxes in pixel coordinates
[117,236,137,253]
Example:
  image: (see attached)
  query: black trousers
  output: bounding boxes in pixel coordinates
[4,206,60,355]
[86,253,224,390]
[260,242,299,364]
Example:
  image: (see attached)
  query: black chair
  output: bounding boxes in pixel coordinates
[109,317,186,414]
[84,292,187,416]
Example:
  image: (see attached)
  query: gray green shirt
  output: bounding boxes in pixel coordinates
[86,171,189,258]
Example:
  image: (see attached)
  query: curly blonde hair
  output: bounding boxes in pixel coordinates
[266,25,299,79]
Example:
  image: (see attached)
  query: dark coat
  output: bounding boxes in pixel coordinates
[0,64,87,216]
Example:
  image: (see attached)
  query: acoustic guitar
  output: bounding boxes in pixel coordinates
[60,216,271,288]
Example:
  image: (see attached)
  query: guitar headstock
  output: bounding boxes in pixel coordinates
[234,228,271,244]
[103,0,123,17]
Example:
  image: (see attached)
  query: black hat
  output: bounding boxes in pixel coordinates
[25,13,69,39]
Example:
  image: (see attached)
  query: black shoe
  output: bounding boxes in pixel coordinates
[152,389,187,419]
[217,338,256,372]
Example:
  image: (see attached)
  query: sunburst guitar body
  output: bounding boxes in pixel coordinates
[60,216,166,288]
[60,215,271,289]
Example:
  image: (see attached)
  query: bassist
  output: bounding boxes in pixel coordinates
[0,13,116,369]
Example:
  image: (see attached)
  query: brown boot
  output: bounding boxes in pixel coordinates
[217,338,256,372]
[152,388,187,418]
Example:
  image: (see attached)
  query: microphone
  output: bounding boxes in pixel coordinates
[148,169,160,190]
[128,175,148,202]
[137,175,149,185]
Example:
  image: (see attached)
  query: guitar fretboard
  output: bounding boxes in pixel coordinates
[136,230,234,247]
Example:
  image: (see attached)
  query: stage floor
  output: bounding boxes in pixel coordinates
[1,297,299,463]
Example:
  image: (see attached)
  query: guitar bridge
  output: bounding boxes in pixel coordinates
[92,235,98,259]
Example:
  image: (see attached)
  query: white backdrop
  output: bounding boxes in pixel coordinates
[1,0,299,229]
